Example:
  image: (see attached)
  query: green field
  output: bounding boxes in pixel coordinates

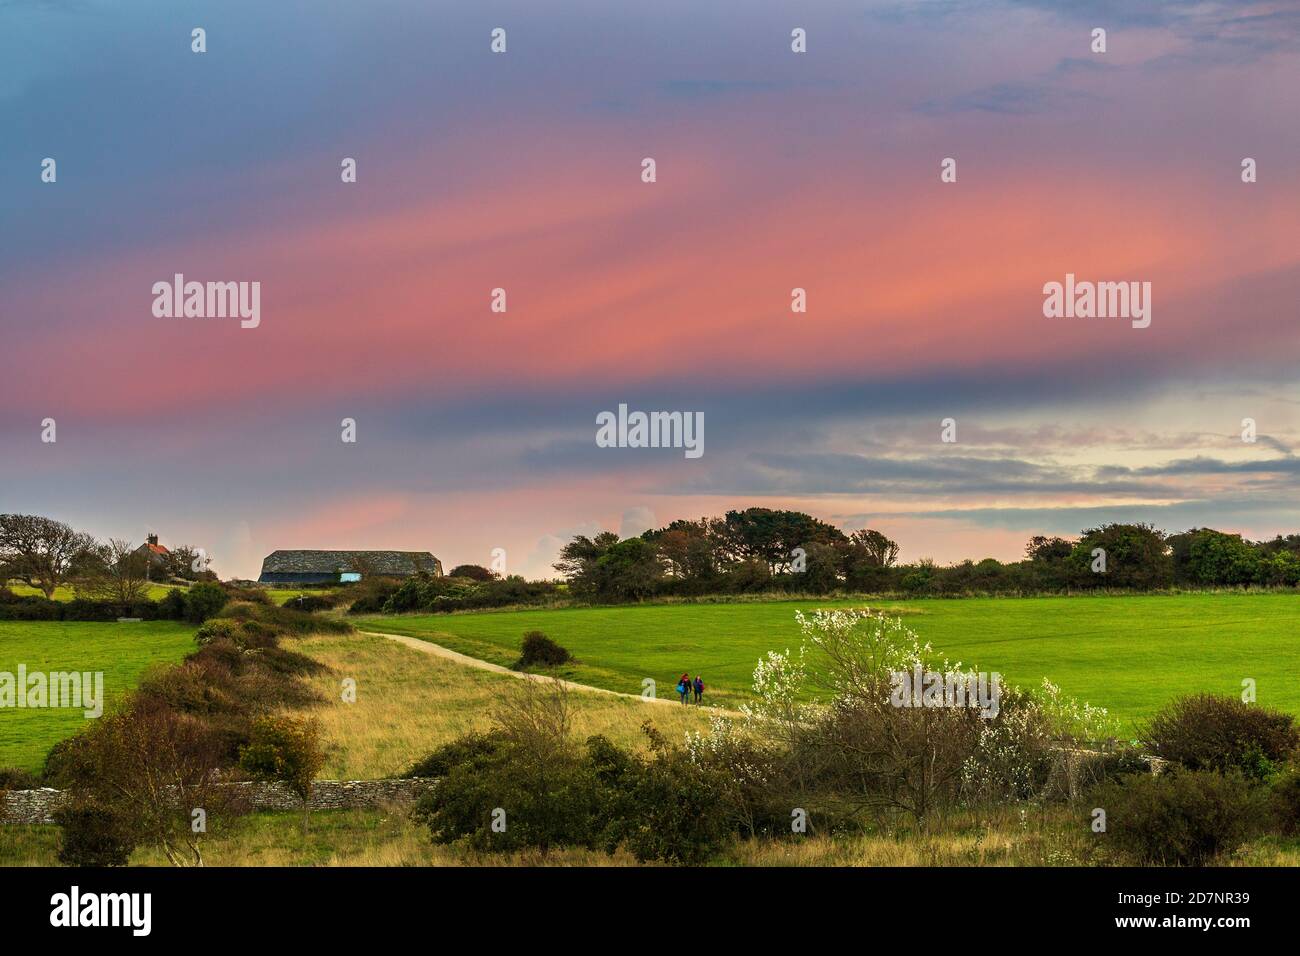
[360,593,1300,731]
[5,582,190,602]
[0,621,195,772]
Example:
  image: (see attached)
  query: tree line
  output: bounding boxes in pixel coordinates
[554,507,1300,601]
[0,514,216,602]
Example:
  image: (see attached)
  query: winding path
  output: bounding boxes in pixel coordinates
[360,630,737,714]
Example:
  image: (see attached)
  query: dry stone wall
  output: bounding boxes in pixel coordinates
[1,778,436,825]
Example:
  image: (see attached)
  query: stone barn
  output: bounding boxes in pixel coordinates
[257,550,443,585]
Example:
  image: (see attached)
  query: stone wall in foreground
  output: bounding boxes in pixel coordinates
[1,777,436,825]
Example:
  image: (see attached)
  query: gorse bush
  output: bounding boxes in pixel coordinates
[346,577,404,614]
[53,799,138,867]
[601,722,735,863]
[1091,769,1268,865]
[184,582,228,623]
[412,682,602,852]
[208,600,353,638]
[158,587,188,620]
[515,630,572,669]
[1142,693,1299,781]
[410,683,735,862]
[404,731,508,779]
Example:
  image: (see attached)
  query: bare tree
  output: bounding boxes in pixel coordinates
[0,514,97,598]
[78,538,150,604]
[490,678,574,770]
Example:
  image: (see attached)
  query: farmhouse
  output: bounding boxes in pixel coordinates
[132,533,170,570]
[257,550,443,585]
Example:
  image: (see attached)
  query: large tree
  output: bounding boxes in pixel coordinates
[0,514,98,598]
[644,518,720,584]
[1071,523,1173,590]
[714,508,847,572]
[553,532,621,597]
[848,529,900,568]
[1025,535,1074,563]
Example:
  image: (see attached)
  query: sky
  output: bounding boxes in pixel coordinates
[2,0,1300,580]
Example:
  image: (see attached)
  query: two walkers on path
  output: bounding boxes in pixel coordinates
[675,672,704,705]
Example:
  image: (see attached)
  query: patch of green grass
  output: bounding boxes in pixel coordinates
[0,620,195,772]
[5,582,189,602]
[359,593,1300,731]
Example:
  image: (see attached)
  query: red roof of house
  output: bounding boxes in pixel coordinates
[145,543,169,555]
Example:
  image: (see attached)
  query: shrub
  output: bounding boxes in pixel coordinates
[347,577,403,614]
[0,594,59,620]
[217,600,352,636]
[410,686,737,862]
[194,617,251,645]
[62,598,161,621]
[53,799,138,867]
[184,582,228,623]
[1072,746,1155,793]
[1143,693,1299,780]
[1269,765,1300,836]
[600,726,734,863]
[413,746,603,853]
[48,699,244,866]
[158,588,188,620]
[682,718,790,838]
[239,715,326,832]
[283,593,337,613]
[413,681,605,852]
[405,732,508,778]
[0,766,40,790]
[515,631,572,669]
[219,583,273,605]
[1092,769,1267,865]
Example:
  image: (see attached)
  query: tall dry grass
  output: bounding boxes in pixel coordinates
[282,631,718,779]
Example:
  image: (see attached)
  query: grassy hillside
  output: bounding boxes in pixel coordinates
[284,631,717,779]
[359,592,1300,730]
[0,620,195,771]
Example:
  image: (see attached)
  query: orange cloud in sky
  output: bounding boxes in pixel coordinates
[9,115,1300,423]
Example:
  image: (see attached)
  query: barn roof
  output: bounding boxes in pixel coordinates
[258,550,441,577]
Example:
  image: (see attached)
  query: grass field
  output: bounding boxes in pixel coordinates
[359,592,1300,732]
[5,582,190,602]
[284,631,717,779]
[0,620,195,771]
